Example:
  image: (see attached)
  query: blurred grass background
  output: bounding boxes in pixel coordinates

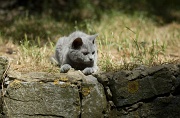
[0,0,179,72]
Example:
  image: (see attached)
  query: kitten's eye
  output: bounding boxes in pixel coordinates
[83,52,89,55]
[92,51,95,54]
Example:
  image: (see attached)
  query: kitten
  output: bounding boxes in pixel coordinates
[51,31,98,75]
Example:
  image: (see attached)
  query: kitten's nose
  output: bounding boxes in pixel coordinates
[89,55,93,61]
[89,57,93,61]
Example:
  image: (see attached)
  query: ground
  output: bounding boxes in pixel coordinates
[0,12,179,73]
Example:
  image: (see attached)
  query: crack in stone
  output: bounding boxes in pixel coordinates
[78,84,82,118]
[4,96,41,103]
[23,113,64,118]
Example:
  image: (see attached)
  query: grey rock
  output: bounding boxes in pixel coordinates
[2,70,108,118]
[3,70,85,118]
[81,75,107,118]
[100,64,180,107]
[3,81,81,118]
[114,95,180,118]
[138,95,180,118]
[0,56,8,115]
[93,71,113,86]
[0,56,8,82]
[7,69,85,83]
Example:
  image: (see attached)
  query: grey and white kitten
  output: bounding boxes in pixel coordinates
[52,31,98,75]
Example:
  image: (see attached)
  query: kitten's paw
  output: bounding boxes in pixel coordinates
[82,67,94,75]
[60,64,71,73]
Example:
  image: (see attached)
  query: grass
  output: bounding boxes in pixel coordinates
[0,11,179,73]
[97,12,180,71]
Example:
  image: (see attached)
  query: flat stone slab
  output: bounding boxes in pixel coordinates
[4,81,80,118]
[2,69,107,118]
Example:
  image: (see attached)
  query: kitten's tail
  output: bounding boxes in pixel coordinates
[50,55,59,66]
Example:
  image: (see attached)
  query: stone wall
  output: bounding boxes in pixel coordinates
[0,56,180,118]
[95,64,180,117]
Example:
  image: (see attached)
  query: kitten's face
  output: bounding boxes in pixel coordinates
[68,36,97,64]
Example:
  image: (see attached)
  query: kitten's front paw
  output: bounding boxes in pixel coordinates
[82,67,94,75]
[60,64,71,73]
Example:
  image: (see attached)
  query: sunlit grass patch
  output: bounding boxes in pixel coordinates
[9,36,58,73]
[95,12,180,71]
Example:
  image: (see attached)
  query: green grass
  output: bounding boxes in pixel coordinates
[0,11,179,73]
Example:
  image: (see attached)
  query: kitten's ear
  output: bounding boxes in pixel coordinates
[72,37,83,49]
[89,34,98,44]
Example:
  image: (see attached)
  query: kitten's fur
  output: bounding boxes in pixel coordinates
[52,31,98,75]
